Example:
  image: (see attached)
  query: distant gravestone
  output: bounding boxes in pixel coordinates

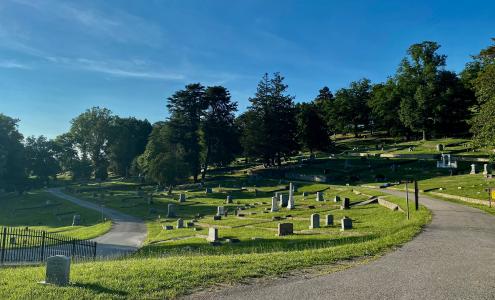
[166,204,176,218]
[274,192,282,200]
[316,192,324,202]
[178,193,186,203]
[436,144,444,151]
[279,194,288,207]
[277,223,294,236]
[302,192,308,198]
[341,198,350,210]
[270,196,279,212]
[309,214,320,229]
[207,227,218,242]
[163,225,173,230]
[217,206,225,216]
[483,164,489,176]
[334,195,340,202]
[341,217,352,230]
[470,164,476,175]
[176,218,184,229]
[213,215,222,221]
[71,215,81,226]
[325,214,334,226]
[44,255,70,286]
[205,187,212,194]
[226,195,233,204]
[287,183,295,210]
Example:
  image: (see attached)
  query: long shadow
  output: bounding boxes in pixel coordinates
[72,282,129,297]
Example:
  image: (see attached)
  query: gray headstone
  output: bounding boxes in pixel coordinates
[205,187,212,194]
[334,196,340,202]
[44,255,70,286]
[217,206,225,216]
[287,183,295,210]
[302,192,308,197]
[178,193,186,203]
[436,144,444,151]
[226,195,233,204]
[163,225,173,230]
[176,218,184,229]
[341,217,352,230]
[270,196,279,212]
[279,194,288,207]
[71,215,81,226]
[277,223,294,236]
[207,227,218,242]
[167,204,176,218]
[341,198,350,210]
[325,214,334,226]
[309,214,320,229]
[316,192,324,202]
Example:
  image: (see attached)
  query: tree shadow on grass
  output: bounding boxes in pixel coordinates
[72,282,129,297]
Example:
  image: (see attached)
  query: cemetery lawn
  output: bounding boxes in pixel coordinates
[0,190,111,240]
[0,179,431,299]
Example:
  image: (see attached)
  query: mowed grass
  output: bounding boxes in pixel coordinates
[0,190,111,240]
[0,177,431,299]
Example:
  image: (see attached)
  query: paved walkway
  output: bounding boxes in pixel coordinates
[48,188,147,258]
[187,190,495,300]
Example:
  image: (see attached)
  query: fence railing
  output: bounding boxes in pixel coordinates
[0,227,97,265]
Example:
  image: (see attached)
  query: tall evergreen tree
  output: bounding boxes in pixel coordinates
[166,83,206,182]
[296,102,331,154]
[0,114,26,192]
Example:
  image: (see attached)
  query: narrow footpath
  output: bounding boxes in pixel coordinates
[48,188,147,258]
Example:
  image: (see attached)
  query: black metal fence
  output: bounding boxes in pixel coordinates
[0,227,97,265]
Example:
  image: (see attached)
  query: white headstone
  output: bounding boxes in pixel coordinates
[44,255,70,286]
[316,192,324,202]
[287,183,295,210]
[483,164,489,176]
[207,227,218,242]
[217,206,225,216]
[270,196,279,212]
[470,164,476,175]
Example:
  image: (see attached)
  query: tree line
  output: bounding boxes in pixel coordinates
[1,39,494,192]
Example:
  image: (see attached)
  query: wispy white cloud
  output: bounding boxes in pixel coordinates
[0,59,31,69]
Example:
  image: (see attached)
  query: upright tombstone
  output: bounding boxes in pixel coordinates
[287,183,295,210]
[226,195,233,204]
[436,144,444,151]
[274,192,282,200]
[207,227,218,242]
[483,164,489,176]
[341,216,352,230]
[277,223,294,236]
[302,192,308,198]
[71,215,81,226]
[341,198,350,210]
[44,255,71,286]
[334,195,341,203]
[325,214,334,226]
[309,214,320,229]
[316,192,324,202]
[167,204,176,218]
[176,218,184,229]
[470,164,476,175]
[270,196,279,212]
[279,194,289,207]
[217,206,225,216]
[205,187,212,194]
[178,193,186,203]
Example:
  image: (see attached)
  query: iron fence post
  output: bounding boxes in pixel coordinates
[1,227,6,264]
[40,231,46,261]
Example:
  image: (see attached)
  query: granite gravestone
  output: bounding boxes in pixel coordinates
[325,214,334,226]
[277,223,294,236]
[44,255,71,286]
[207,227,218,242]
[309,214,320,229]
[270,196,279,212]
[341,216,352,230]
[167,204,176,218]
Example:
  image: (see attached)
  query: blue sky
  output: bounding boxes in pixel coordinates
[0,0,494,138]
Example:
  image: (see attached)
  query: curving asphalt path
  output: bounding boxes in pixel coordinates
[48,188,146,258]
[186,190,495,300]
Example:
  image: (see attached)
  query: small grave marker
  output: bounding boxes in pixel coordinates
[43,255,71,286]
[341,217,352,230]
[176,218,184,229]
[341,198,350,210]
[316,192,324,202]
[325,214,334,226]
[277,223,294,236]
[270,196,279,212]
[207,227,218,242]
[334,195,341,202]
[226,195,233,204]
[309,214,320,229]
[71,215,81,226]
[178,193,186,203]
[166,204,176,218]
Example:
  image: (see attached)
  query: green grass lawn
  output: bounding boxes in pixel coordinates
[0,176,431,299]
[0,190,111,240]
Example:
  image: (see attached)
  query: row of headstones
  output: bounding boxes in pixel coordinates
[205,216,354,244]
[176,193,234,204]
[162,218,196,230]
[470,163,491,176]
[270,194,350,211]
